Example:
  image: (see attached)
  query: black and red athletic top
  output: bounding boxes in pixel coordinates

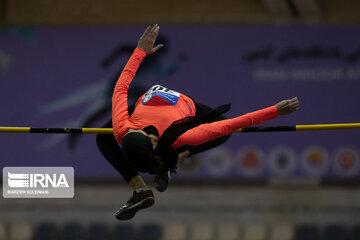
[112,48,279,148]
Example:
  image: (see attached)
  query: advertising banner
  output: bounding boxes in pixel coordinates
[0,25,359,179]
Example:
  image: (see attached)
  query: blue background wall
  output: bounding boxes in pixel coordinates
[1,26,359,179]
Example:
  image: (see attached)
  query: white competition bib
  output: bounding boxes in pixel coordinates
[142,85,180,106]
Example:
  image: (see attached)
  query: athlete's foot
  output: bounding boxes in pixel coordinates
[154,171,171,192]
[116,189,154,220]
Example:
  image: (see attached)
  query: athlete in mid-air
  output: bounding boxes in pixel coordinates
[96,24,300,220]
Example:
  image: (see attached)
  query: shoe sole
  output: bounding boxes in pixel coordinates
[116,197,155,220]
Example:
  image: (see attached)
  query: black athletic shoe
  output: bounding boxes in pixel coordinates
[115,189,154,220]
[154,171,171,192]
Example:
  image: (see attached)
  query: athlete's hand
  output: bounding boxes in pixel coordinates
[275,97,299,115]
[137,24,164,55]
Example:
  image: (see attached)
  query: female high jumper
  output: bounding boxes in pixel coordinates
[96,24,300,220]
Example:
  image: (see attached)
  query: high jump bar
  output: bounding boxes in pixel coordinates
[0,123,359,134]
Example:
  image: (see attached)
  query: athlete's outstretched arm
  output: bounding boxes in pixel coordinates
[112,25,163,142]
[174,97,300,149]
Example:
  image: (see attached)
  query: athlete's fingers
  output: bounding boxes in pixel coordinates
[289,97,298,102]
[289,97,299,108]
[289,99,299,105]
[151,44,164,54]
[151,24,158,32]
[149,24,158,36]
[290,102,299,108]
[292,100,300,108]
[142,25,151,37]
[150,25,160,40]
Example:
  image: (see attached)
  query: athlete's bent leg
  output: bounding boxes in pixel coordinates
[96,119,154,220]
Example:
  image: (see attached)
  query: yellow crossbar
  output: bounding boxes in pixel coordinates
[295,123,360,131]
[0,123,359,134]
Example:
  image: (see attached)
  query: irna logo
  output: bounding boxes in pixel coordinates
[8,172,69,188]
[3,167,74,198]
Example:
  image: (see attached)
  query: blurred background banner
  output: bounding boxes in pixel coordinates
[0,25,359,179]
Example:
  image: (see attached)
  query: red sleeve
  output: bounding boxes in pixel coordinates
[112,48,146,142]
[173,106,279,148]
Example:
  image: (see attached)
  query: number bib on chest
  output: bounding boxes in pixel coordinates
[142,85,180,106]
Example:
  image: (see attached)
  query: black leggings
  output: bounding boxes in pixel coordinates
[96,102,231,182]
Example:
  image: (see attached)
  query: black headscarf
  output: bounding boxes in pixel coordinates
[122,132,154,173]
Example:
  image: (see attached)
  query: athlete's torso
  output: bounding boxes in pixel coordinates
[121,85,196,140]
